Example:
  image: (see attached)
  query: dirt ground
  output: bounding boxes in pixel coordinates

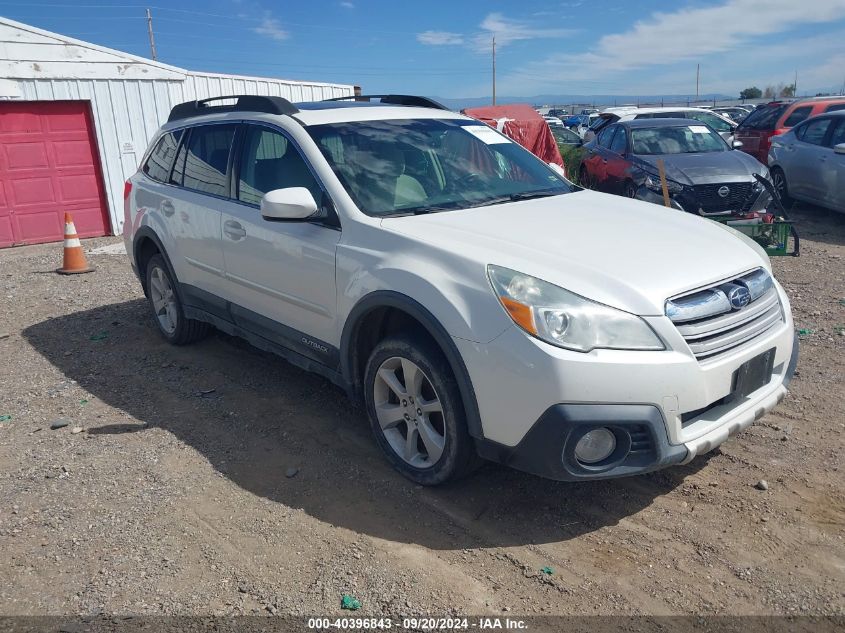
[0,204,843,622]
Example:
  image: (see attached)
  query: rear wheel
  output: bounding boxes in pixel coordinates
[145,254,212,345]
[771,167,792,207]
[623,180,637,198]
[364,335,478,485]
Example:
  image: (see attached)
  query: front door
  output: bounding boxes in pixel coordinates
[220,124,340,363]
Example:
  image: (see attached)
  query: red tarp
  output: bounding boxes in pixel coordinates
[462,104,565,170]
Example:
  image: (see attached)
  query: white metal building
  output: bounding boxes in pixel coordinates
[0,17,355,247]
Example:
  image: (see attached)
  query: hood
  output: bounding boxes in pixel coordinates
[380,190,769,316]
[634,150,766,186]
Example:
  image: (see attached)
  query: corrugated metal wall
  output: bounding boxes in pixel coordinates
[14,75,353,236]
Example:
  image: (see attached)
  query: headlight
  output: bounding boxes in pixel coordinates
[644,174,683,195]
[487,266,664,352]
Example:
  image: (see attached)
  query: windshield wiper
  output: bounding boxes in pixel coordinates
[485,189,566,206]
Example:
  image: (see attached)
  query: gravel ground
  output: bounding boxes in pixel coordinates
[0,204,843,621]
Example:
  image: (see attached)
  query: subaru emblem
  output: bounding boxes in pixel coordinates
[728,286,751,309]
[718,186,730,198]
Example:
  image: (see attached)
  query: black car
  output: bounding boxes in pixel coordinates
[579,118,772,215]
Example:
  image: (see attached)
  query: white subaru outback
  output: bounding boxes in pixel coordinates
[124,94,798,485]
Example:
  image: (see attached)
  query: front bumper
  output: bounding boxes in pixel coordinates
[458,286,797,481]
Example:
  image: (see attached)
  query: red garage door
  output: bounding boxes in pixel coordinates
[0,101,109,248]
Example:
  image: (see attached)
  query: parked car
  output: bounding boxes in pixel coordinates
[584,107,737,143]
[734,96,845,164]
[579,119,772,215]
[769,109,845,213]
[565,112,600,131]
[124,94,797,485]
[543,115,564,126]
[580,108,599,115]
[546,108,569,118]
[711,107,749,122]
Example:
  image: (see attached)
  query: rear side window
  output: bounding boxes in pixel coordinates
[782,106,812,128]
[142,130,182,182]
[596,125,616,147]
[177,125,237,196]
[737,104,787,130]
[800,117,833,146]
[824,103,845,113]
[829,119,845,147]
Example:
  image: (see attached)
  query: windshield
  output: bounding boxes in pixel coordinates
[631,125,728,155]
[306,118,572,217]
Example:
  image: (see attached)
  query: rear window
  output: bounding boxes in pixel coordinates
[737,104,788,130]
[782,106,812,128]
[142,130,182,183]
[824,103,845,113]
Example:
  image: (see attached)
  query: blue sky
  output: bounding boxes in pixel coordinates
[2,0,845,98]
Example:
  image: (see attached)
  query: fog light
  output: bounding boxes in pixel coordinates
[574,428,616,464]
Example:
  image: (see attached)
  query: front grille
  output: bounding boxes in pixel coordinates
[666,269,783,361]
[692,182,754,214]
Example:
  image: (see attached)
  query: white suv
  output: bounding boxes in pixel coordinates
[124,94,798,485]
[584,107,737,143]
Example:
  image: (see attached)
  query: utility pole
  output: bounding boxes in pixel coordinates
[492,34,496,106]
[695,63,700,101]
[146,8,157,61]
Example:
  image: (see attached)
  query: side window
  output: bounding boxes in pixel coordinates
[634,113,654,119]
[596,125,616,148]
[828,119,845,147]
[687,111,730,133]
[609,126,627,154]
[824,103,845,113]
[142,130,182,182]
[801,117,833,146]
[782,106,812,127]
[179,125,237,196]
[237,126,322,206]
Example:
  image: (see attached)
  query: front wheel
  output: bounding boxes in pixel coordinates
[771,167,792,207]
[364,336,478,485]
[623,180,637,198]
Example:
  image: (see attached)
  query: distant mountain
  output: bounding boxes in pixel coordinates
[432,94,736,111]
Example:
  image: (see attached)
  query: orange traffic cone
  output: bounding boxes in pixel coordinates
[56,213,94,275]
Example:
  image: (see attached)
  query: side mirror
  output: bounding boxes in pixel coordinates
[732,140,744,149]
[835,143,845,155]
[261,187,318,220]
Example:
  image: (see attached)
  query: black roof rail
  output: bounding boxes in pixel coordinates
[167,95,299,122]
[323,94,451,111]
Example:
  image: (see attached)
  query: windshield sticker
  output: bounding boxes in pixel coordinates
[689,125,710,134]
[463,125,512,144]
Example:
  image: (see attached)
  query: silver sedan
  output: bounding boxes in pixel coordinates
[769,110,845,213]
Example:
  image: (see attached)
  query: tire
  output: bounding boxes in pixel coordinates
[363,335,479,485]
[623,180,637,198]
[578,165,591,189]
[771,167,792,207]
[145,254,212,345]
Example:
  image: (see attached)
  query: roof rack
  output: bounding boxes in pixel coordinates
[323,94,451,111]
[168,95,299,122]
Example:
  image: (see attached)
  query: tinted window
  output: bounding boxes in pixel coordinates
[238,126,322,206]
[829,119,845,147]
[179,125,237,196]
[824,103,845,113]
[597,125,616,148]
[142,130,182,182]
[633,113,654,119]
[609,126,627,153]
[801,117,833,145]
[737,104,788,130]
[170,136,188,186]
[783,106,812,127]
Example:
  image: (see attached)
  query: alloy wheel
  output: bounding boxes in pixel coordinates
[372,356,446,468]
[149,266,178,334]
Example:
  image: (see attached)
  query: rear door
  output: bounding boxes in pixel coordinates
[822,118,845,211]
[582,125,617,190]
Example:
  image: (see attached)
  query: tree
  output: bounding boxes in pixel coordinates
[740,86,762,100]
[780,83,796,98]
[763,85,776,99]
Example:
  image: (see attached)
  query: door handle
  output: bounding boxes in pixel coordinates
[224,220,246,240]
[160,199,175,216]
